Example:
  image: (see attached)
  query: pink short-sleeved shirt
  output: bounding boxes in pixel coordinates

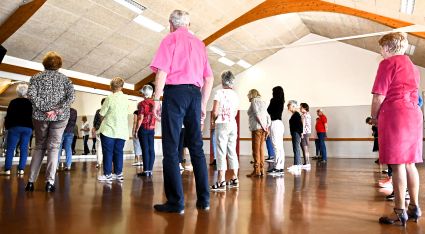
[150,27,213,87]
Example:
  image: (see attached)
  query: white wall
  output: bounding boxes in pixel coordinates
[208,33,425,111]
[205,33,425,158]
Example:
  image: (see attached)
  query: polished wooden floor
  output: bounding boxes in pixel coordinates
[0,157,424,234]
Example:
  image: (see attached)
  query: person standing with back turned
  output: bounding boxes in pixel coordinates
[150,10,214,214]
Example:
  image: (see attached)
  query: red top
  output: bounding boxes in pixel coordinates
[138,99,156,130]
[315,115,327,133]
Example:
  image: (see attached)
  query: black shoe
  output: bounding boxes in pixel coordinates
[137,171,152,177]
[154,203,184,214]
[196,203,210,211]
[45,182,56,192]
[25,182,34,192]
[209,159,216,166]
[374,159,380,164]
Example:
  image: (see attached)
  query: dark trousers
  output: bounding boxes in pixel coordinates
[138,128,155,171]
[100,134,125,175]
[291,132,302,165]
[317,132,327,160]
[161,85,209,209]
[178,128,185,163]
[83,135,90,154]
[72,135,77,153]
[315,139,321,156]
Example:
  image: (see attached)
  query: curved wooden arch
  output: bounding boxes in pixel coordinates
[135,0,425,90]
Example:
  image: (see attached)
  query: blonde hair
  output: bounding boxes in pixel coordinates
[378,32,408,54]
[42,51,62,70]
[110,77,124,92]
[248,89,261,100]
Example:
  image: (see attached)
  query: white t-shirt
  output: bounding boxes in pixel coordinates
[213,89,239,124]
[82,122,90,136]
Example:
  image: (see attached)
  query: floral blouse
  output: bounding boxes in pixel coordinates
[27,70,75,121]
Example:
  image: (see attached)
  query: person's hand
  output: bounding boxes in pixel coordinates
[45,111,56,119]
[133,132,138,139]
[201,124,204,132]
[371,118,378,126]
[153,101,161,121]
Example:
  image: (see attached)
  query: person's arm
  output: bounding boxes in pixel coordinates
[371,94,385,125]
[211,100,219,129]
[153,70,167,120]
[136,114,144,135]
[201,75,214,126]
[132,114,138,137]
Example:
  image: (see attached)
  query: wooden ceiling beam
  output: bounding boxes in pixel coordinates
[0,63,141,96]
[134,0,425,90]
[0,0,47,44]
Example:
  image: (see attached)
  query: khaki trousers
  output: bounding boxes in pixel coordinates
[252,129,266,174]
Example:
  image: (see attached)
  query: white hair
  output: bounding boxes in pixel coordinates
[141,85,153,98]
[16,83,28,97]
[169,10,190,28]
[221,70,235,88]
[287,100,298,108]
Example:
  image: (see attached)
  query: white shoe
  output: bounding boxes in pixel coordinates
[18,170,24,175]
[98,174,112,181]
[184,164,193,171]
[179,163,184,171]
[132,161,142,166]
[287,165,301,171]
[115,173,124,181]
[301,164,311,170]
[0,170,11,175]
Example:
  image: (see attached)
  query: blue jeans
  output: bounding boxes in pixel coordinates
[161,84,209,209]
[266,136,275,157]
[211,128,217,160]
[57,132,74,167]
[317,132,327,160]
[4,126,32,171]
[100,134,125,175]
[291,132,302,165]
[138,128,155,171]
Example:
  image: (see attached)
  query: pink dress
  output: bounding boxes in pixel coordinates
[372,55,423,164]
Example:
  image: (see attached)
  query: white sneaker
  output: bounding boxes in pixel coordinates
[115,173,124,181]
[287,165,301,171]
[18,170,24,175]
[98,174,112,181]
[301,164,311,170]
[184,164,193,171]
[179,163,184,171]
[132,161,142,166]
[0,170,11,175]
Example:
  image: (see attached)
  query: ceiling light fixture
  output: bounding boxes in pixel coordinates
[133,15,165,32]
[209,46,226,57]
[114,0,146,14]
[218,57,235,66]
[236,59,252,69]
[400,0,415,15]
[406,44,416,55]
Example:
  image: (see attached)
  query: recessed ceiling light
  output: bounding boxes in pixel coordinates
[114,0,146,14]
[236,59,252,69]
[133,15,165,32]
[218,57,235,66]
[400,0,415,15]
[209,46,226,57]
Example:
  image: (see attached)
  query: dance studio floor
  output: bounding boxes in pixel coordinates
[0,157,424,234]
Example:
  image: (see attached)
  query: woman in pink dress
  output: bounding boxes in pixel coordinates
[371,32,422,227]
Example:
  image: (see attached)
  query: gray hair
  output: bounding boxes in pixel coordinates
[221,70,235,88]
[287,100,298,108]
[16,83,28,97]
[169,10,190,28]
[140,85,153,98]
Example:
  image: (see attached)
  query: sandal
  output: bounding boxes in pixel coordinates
[227,178,239,188]
[210,181,226,191]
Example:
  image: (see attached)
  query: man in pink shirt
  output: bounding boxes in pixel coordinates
[150,10,214,214]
